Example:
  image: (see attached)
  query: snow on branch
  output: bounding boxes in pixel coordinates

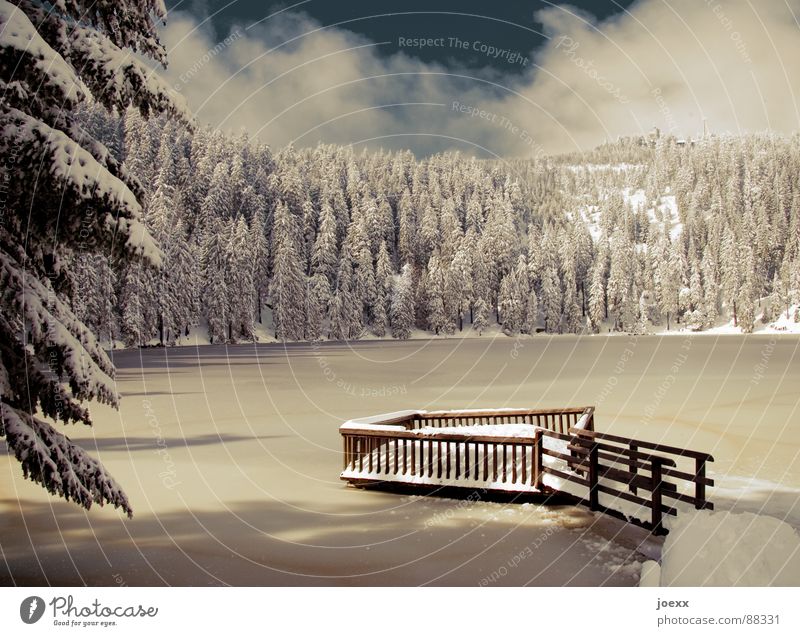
[0,248,119,413]
[0,105,162,264]
[0,1,88,110]
[0,405,132,516]
[13,0,191,124]
[68,26,192,122]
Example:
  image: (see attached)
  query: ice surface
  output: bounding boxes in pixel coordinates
[1,336,798,585]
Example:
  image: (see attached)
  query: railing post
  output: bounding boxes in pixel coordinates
[650,458,664,533]
[695,458,706,509]
[588,441,599,511]
[534,429,543,489]
[629,442,638,495]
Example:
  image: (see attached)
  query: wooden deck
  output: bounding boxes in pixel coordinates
[339,407,714,534]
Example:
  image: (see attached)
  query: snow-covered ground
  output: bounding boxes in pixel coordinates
[1,335,798,585]
[132,299,800,353]
[641,508,800,586]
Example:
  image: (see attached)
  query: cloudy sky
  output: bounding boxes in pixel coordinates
[160,0,800,157]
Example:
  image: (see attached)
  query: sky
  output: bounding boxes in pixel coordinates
[160,0,800,157]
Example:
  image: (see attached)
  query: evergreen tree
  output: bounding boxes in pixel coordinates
[305,273,330,341]
[523,287,539,334]
[251,209,270,324]
[372,243,392,337]
[738,246,757,333]
[498,256,528,335]
[472,297,489,336]
[227,216,255,340]
[390,264,415,339]
[425,254,449,335]
[201,216,229,343]
[541,263,562,333]
[588,260,607,333]
[0,0,186,514]
[270,202,307,341]
[311,201,338,287]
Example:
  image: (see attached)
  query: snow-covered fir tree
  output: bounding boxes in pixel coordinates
[270,201,307,341]
[390,264,415,340]
[0,0,187,514]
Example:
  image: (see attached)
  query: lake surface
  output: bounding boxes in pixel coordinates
[2,335,798,585]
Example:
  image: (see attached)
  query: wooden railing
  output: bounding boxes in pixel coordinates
[340,406,713,534]
[342,427,541,487]
[537,427,714,533]
[407,407,593,435]
[341,407,595,490]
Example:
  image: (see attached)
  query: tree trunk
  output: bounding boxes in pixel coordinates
[732,300,738,327]
[581,283,586,316]
[158,314,164,346]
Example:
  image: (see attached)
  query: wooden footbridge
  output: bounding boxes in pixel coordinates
[340,407,714,534]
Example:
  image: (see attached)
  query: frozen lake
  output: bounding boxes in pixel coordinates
[2,335,799,585]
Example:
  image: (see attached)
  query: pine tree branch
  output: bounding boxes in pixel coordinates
[1,403,132,516]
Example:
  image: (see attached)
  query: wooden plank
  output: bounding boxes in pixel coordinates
[341,427,538,445]
[651,460,664,531]
[593,484,678,518]
[541,430,575,442]
[570,437,677,466]
[512,445,517,483]
[695,458,707,509]
[588,442,599,510]
[542,448,580,463]
[662,490,714,509]
[418,408,587,420]
[571,428,714,461]
[540,466,590,487]
[534,429,543,488]
[662,466,714,486]
[368,438,374,473]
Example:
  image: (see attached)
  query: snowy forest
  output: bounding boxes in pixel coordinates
[73,106,800,346]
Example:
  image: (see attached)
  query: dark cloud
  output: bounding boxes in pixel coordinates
[160,0,800,156]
